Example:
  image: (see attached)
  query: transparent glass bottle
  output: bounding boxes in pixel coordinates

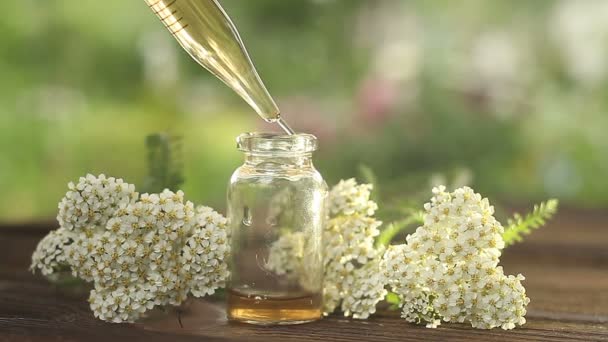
[226,133,328,325]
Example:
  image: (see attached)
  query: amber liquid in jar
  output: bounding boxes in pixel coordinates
[227,289,322,324]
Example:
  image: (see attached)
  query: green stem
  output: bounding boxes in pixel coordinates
[376,212,424,248]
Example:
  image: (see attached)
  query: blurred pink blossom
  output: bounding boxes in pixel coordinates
[356,77,400,126]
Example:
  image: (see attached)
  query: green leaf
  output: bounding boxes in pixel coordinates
[385,292,401,311]
[142,133,185,193]
[358,164,380,203]
[385,291,400,305]
[502,199,559,247]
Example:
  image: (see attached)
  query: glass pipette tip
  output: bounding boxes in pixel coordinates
[277,117,295,135]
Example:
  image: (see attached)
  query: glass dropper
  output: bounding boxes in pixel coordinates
[276,117,295,135]
[144,0,295,135]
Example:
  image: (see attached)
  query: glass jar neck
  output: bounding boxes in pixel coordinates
[244,152,313,169]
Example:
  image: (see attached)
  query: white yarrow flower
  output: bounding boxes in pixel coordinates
[34,174,530,329]
[57,174,138,231]
[266,178,386,319]
[382,186,529,329]
[33,175,230,323]
[30,227,73,277]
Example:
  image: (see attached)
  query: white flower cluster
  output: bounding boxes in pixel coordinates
[31,174,229,323]
[266,232,306,277]
[264,178,386,319]
[382,186,529,329]
[338,257,386,319]
[265,232,323,293]
[182,206,230,297]
[57,174,138,231]
[30,227,72,278]
[329,179,378,216]
[34,175,530,329]
[324,179,386,319]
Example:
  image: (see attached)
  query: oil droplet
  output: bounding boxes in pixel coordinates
[242,206,252,226]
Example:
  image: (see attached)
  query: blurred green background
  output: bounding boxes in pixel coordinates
[1,0,607,222]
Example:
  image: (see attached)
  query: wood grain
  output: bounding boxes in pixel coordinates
[1,210,607,341]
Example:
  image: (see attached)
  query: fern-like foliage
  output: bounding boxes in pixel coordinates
[502,199,559,247]
[142,133,184,193]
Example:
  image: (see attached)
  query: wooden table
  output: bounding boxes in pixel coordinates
[1,209,607,341]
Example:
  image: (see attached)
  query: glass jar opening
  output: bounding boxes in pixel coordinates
[236,132,318,155]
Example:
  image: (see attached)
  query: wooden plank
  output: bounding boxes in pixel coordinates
[0,280,606,342]
[0,219,57,234]
[1,210,607,341]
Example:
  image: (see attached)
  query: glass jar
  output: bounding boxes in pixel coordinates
[226,133,328,325]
